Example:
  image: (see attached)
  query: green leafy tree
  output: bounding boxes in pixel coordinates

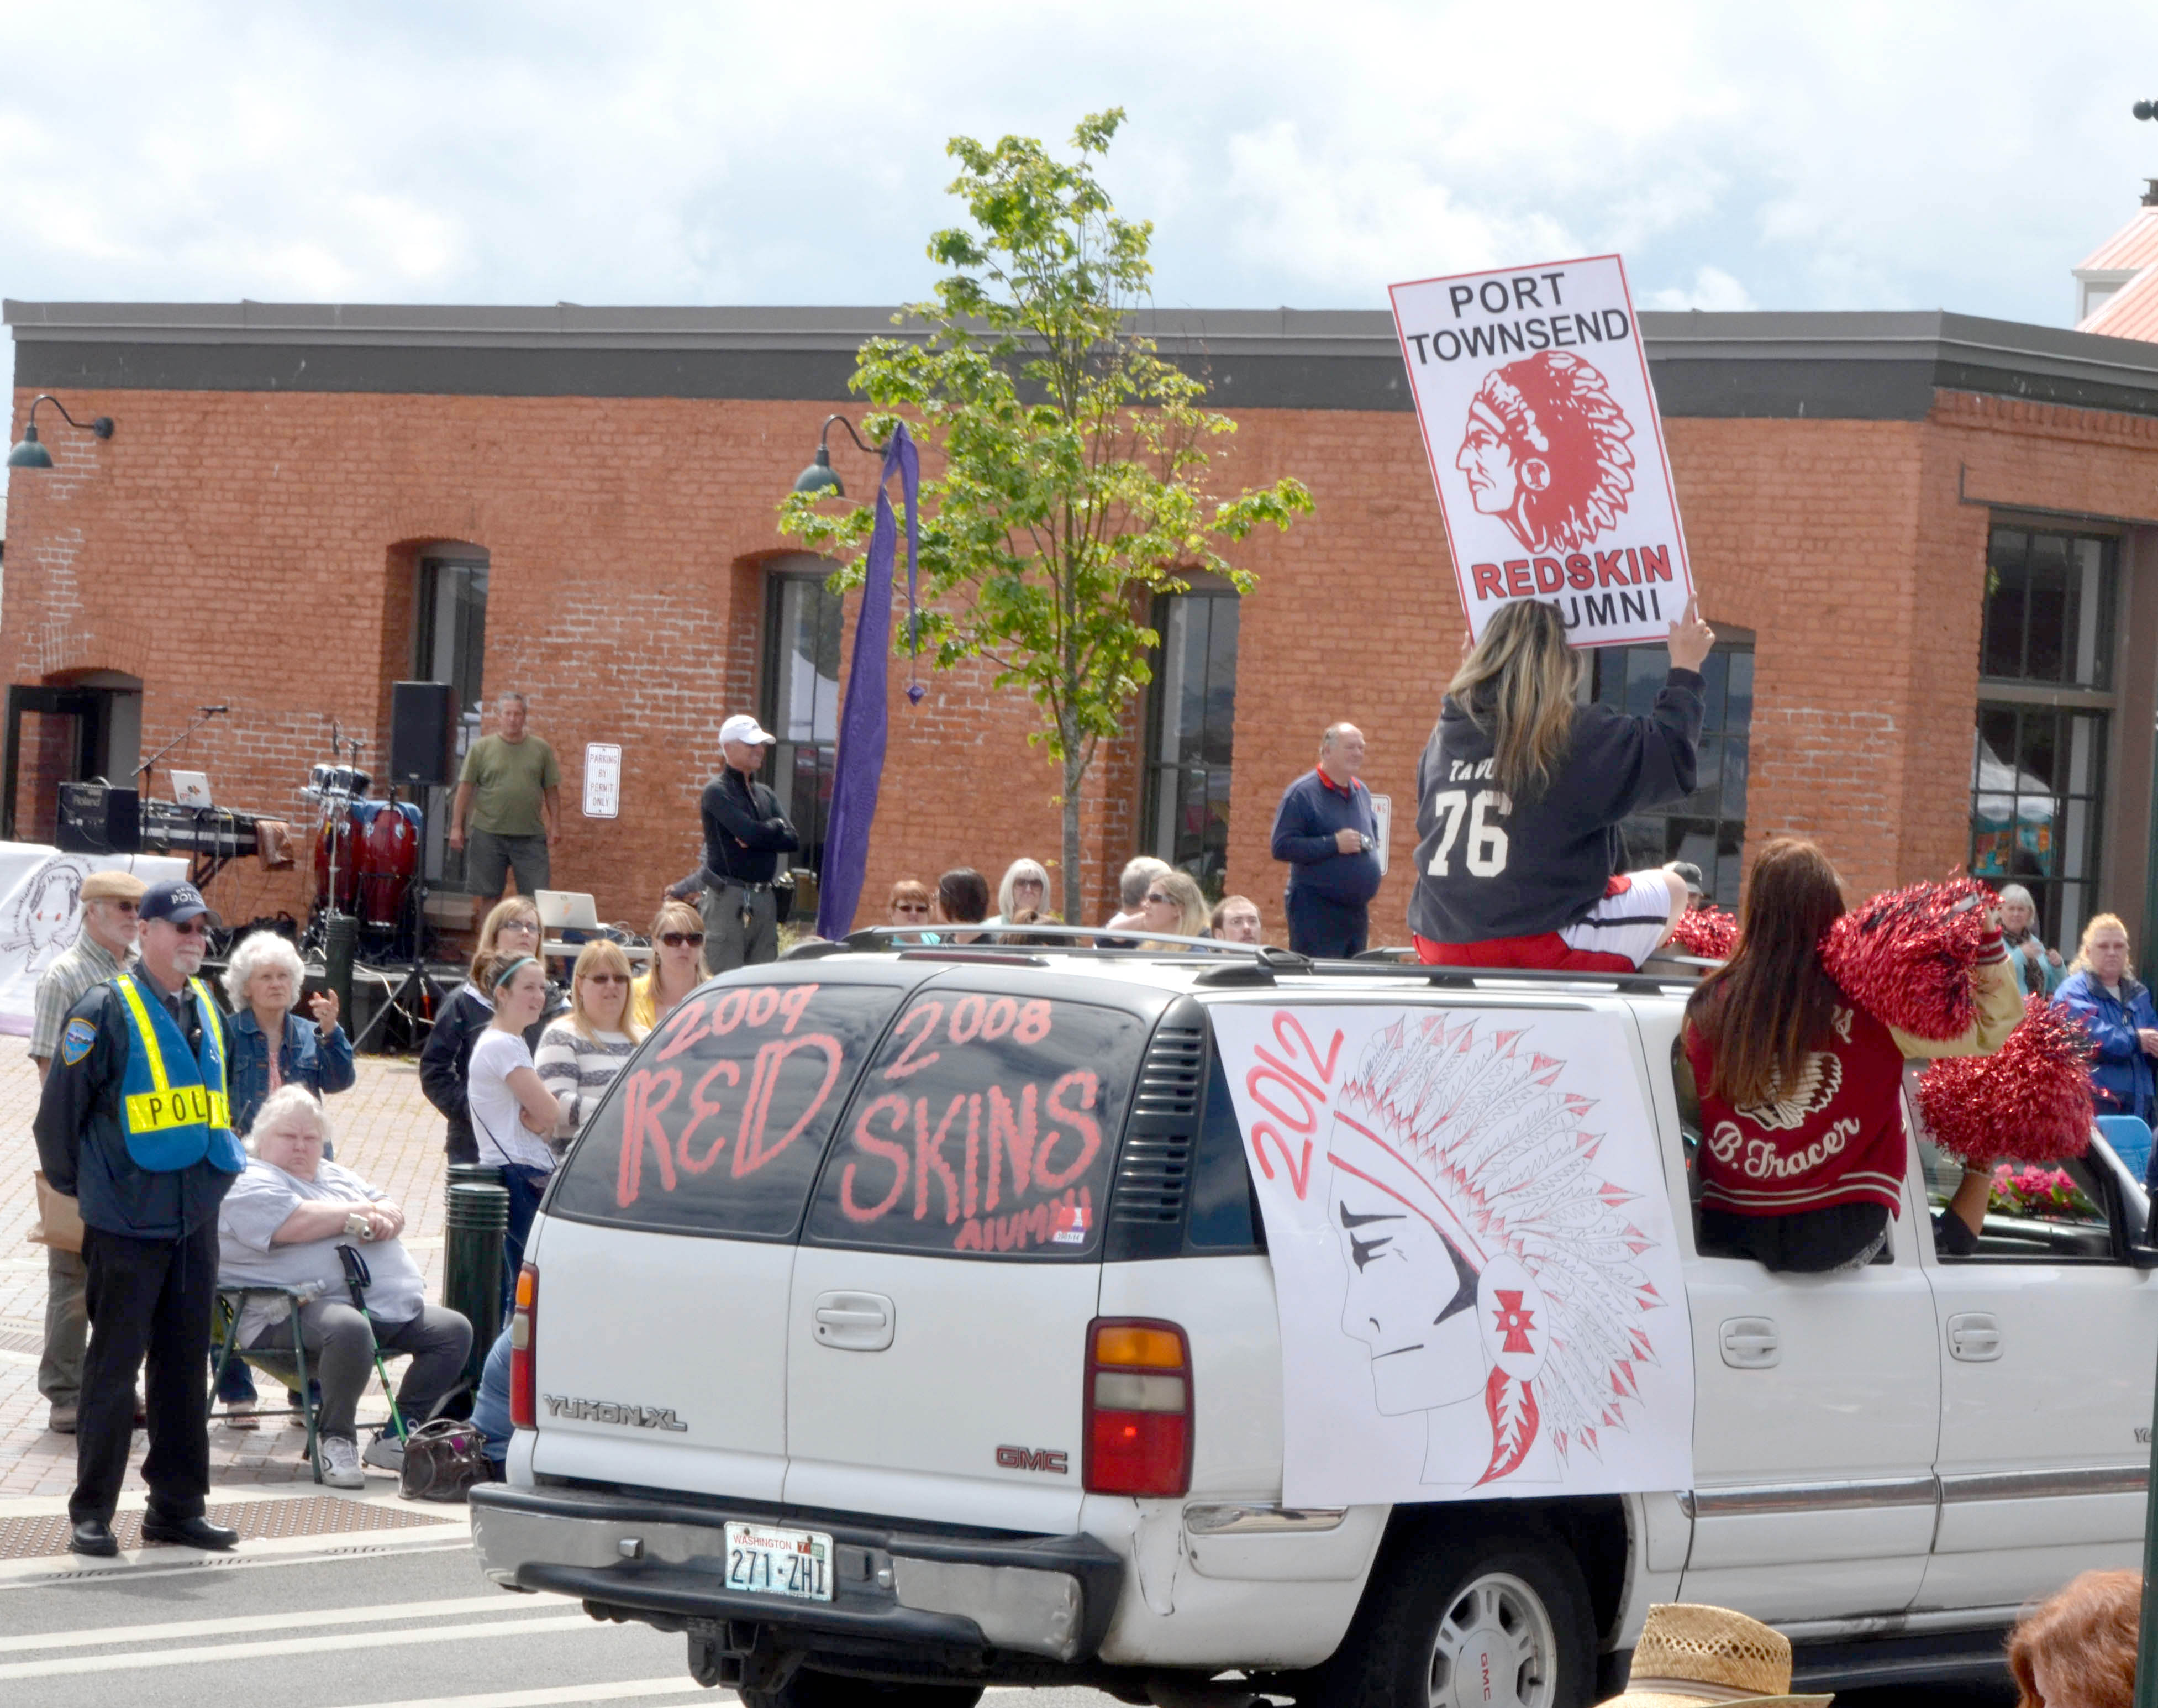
[779,108,1313,928]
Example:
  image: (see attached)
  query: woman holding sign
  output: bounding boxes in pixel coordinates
[1408,596,1712,971]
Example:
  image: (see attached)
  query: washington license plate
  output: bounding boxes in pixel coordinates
[723,1522,833,1602]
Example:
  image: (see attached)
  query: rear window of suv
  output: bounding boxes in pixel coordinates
[548,980,906,1239]
[802,990,1146,1259]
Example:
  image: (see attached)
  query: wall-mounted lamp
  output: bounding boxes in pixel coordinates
[792,414,881,497]
[7,395,115,471]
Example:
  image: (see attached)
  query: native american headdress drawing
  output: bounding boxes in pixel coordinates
[1325,1013,1665,1485]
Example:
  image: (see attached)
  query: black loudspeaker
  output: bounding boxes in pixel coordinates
[57,783,140,853]
[389,681,459,786]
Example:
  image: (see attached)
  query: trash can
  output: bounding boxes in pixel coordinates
[444,1177,509,1402]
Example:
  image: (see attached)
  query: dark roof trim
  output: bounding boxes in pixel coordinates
[14,301,2158,422]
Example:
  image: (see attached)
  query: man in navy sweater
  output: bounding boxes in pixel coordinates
[1270,723,1383,958]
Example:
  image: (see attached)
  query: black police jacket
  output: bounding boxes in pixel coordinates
[33,980,237,1241]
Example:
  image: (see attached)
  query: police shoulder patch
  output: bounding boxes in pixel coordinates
[59,1017,97,1066]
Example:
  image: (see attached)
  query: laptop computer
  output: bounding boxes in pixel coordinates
[170,770,213,810]
[535,889,602,932]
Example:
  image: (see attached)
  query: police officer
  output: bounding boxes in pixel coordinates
[34,879,247,1557]
[664,714,799,974]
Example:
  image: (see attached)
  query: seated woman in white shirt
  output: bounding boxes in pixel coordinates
[466,954,562,1312]
[215,1086,471,1488]
[534,940,646,1148]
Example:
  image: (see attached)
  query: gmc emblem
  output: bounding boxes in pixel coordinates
[996,1444,1070,1475]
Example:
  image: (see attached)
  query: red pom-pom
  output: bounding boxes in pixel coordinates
[1916,995,2096,1166]
[1668,906,1739,960]
[1820,876,1996,1040]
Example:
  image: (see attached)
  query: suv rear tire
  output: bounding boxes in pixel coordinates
[1294,1522,1595,1708]
[743,1670,986,1708]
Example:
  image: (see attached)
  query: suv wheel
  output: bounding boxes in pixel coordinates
[743,1670,986,1708]
[1297,1525,1594,1708]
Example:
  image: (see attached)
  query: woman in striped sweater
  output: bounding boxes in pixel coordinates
[534,940,648,1150]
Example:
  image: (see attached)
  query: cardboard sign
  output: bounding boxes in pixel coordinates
[582,743,622,819]
[1370,793,1392,877]
[1388,255,1694,648]
[1212,1002,1694,1505]
[0,844,188,1037]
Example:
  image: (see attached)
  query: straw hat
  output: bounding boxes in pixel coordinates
[80,870,146,903]
[1599,1605,1833,1707]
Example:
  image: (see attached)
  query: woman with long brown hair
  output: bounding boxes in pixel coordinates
[1683,838,2020,1271]
[1409,595,1714,971]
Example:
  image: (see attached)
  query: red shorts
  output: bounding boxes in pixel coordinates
[1416,871,1679,974]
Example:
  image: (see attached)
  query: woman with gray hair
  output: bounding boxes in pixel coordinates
[1996,882,2066,997]
[222,929,355,1143]
[985,858,1050,929]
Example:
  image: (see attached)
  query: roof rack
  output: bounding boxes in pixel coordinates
[787,924,1709,994]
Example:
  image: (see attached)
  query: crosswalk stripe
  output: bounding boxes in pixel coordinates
[0,1612,594,1680]
[317,1680,719,1708]
[0,1591,523,1654]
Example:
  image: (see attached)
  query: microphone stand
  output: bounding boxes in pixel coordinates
[135,705,228,796]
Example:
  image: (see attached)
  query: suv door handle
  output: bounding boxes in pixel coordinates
[1948,1311,2003,1362]
[812,1291,895,1352]
[1719,1317,1780,1369]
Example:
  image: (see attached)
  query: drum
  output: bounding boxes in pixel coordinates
[355,799,422,929]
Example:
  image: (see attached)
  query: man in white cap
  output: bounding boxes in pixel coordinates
[28,868,147,1436]
[665,714,799,974]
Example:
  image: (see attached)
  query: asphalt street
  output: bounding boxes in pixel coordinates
[0,1526,2018,1708]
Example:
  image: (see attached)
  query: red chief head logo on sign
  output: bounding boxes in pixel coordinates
[1455,351,1636,555]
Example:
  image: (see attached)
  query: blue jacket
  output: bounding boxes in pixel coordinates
[227,1009,356,1137]
[1270,770,1382,907]
[2054,969,2157,1121]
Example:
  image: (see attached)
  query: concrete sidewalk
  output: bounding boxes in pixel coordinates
[0,1037,453,1502]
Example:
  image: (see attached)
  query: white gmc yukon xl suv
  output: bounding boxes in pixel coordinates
[470,941,2158,1707]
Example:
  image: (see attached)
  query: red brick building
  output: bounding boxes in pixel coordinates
[8,300,2158,962]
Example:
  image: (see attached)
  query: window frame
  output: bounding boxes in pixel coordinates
[759,561,844,881]
[1588,632,1755,908]
[1140,581,1241,903]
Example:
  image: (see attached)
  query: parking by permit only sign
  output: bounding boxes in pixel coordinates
[1388,255,1695,648]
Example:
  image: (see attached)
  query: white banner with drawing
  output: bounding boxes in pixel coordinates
[1211,1002,1694,1505]
[0,845,188,1037]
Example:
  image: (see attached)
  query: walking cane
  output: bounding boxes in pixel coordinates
[336,1244,408,1443]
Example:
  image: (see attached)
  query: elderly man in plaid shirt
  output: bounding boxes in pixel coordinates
[28,868,146,1434]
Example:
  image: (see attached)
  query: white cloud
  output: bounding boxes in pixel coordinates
[1646,267,1757,312]
[7,0,2158,513]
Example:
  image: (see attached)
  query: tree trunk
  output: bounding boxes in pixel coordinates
[1061,750,1086,932]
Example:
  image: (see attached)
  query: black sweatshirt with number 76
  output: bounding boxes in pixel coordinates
[1407,668,1704,945]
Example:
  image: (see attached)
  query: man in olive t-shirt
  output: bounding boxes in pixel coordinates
[449,693,562,926]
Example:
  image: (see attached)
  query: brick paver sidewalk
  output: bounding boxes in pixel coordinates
[0,1037,452,1501]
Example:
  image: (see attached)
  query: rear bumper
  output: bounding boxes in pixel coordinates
[469,1482,1123,1666]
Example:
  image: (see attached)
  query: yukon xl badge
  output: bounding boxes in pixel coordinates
[996,1444,1070,1474]
[544,1394,688,1432]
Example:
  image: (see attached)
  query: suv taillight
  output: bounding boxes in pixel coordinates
[1084,1318,1192,1497]
[509,1263,538,1429]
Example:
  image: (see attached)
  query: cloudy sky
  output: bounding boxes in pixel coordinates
[6,1,2157,502]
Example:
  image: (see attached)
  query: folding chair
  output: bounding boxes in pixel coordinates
[210,1283,324,1483]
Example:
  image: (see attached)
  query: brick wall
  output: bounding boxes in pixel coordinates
[13,380,2158,956]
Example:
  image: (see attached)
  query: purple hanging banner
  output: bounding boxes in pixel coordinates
[814,423,918,940]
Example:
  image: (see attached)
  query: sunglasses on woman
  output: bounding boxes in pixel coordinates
[1145,891,1172,905]
[582,971,630,986]
[660,931,706,948]
[892,903,931,916]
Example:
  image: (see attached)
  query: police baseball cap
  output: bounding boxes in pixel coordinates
[139,879,219,928]
[719,714,776,745]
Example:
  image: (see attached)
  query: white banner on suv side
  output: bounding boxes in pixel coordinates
[1388,254,1694,648]
[1212,1003,1694,1505]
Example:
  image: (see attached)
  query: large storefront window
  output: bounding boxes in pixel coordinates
[1970,525,2118,950]
[1141,590,1239,901]
[761,561,841,881]
[1590,638,1754,907]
